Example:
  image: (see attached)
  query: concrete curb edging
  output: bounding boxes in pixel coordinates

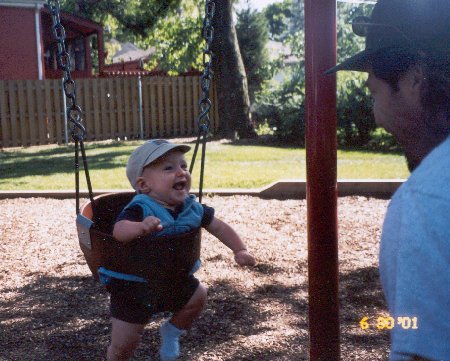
[0,179,405,200]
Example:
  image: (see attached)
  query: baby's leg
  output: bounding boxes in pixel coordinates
[159,283,207,361]
[107,317,146,361]
[171,282,207,329]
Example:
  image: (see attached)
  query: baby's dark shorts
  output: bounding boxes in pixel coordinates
[108,275,200,324]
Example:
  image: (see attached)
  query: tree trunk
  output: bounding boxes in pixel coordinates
[211,0,257,139]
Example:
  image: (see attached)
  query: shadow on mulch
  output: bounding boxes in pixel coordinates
[340,267,390,351]
[1,266,388,361]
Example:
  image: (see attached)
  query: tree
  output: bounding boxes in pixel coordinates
[211,0,257,139]
[62,0,181,38]
[251,0,306,145]
[264,0,292,41]
[138,1,204,74]
[236,5,270,103]
[336,2,376,146]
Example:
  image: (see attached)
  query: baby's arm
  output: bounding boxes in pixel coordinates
[205,217,256,266]
[113,216,162,243]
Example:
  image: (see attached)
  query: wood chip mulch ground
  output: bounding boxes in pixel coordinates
[0,195,391,361]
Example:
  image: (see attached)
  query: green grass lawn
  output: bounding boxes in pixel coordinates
[0,140,409,190]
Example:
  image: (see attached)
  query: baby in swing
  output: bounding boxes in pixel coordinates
[106,139,256,361]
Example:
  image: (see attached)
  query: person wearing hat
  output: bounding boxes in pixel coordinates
[106,139,256,361]
[328,0,449,360]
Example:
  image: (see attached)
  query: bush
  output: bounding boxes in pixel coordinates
[366,128,402,152]
[253,86,305,146]
[337,73,376,147]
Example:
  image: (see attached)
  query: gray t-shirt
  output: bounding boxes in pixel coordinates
[380,136,450,361]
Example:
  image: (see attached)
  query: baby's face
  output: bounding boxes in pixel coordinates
[138,150,191,208]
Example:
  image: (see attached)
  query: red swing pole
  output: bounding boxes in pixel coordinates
[304,0,340,360]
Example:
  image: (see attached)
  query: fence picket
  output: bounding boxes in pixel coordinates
[33,81,46,144]
[91,79,100,140]
[79,79,90,141]
[116,78,125,139]
[17,81,30,146]
[7,81,18,147]
[185,77,193,134]
[52,80,63,144]
[192,77,200,133]
[171,78,179,135]
[106,78,116,138]
[44,80,54,143]
[155,78,163,136]
[141,78,149,138]
[130,78,139,138]
[25,81,36,145]
[99,78,108,138]
[147,78,157,137]
[163,78,172,136]
[178,77,186,135]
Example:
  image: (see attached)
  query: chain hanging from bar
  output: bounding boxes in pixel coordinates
[47,0,85,142]
[197,0,215,134]
[46,0,95,213]
[190,0,215,203]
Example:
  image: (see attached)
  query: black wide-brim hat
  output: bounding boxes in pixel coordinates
[326,0,449,74]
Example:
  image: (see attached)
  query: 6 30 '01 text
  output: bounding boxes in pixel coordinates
[359,316,418,330]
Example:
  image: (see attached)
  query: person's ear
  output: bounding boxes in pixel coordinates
[136,177,151,194]
[411,64,425,91]
[401,64,424,104]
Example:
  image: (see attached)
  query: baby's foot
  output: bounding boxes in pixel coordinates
[159,320,185,361]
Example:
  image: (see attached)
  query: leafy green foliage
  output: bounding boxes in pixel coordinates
[236,5,271,102]
[366,128,401,152]
[61,0,203,74]
[335,2,377,147]
[336,3,368,64]
[61,0,180,38]
[254,78,305,145]
[140,1,204,74]
[263,0,292,41]
[252,0,386,148]
[251,0,305,145]
[337,71,375,147]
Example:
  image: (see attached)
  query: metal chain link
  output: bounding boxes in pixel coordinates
[197,0,215,134]
[46,0,86,142]
[46,0,94,214]
[189,0,215,204]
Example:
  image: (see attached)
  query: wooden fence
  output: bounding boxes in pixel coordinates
[0,76,219,148]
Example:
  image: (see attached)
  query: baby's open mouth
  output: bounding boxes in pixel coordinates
[173,181,186,191]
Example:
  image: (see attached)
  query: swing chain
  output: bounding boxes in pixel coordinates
[197,0,216,134]
[189,0,215,203]
[46,0,86,142]
[46,0,95,214]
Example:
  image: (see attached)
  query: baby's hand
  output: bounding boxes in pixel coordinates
[140,216,163,235]
[234,249,256,267]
